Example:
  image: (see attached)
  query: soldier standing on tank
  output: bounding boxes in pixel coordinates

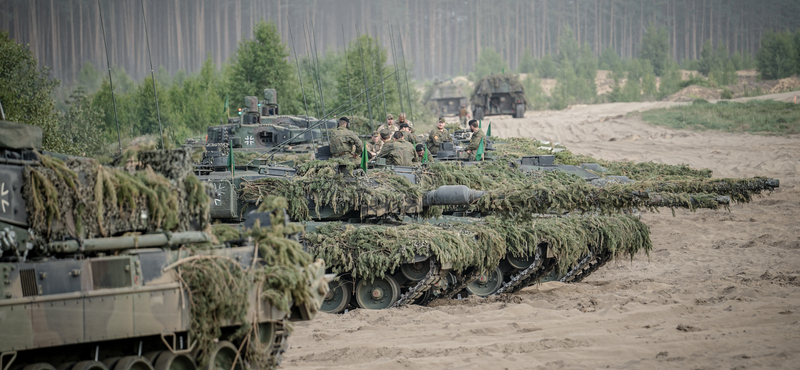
[329,117,363,162]
[378,114,398,134]
[465,119,485,158]
[459,105,469,128]
[377,131,415,166]
[427,117,452,155]
[398,123,416,146]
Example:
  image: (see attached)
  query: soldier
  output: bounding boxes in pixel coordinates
[398,123,416,145]
[465,119,485,158]
[366,131,384,157]
[329,117,363,161]
[397,112,413,131]
[427,117,452,155]
[377,131,415,166]
[412,143,425,163]
[459,105,469,128]
[377,114,398,134]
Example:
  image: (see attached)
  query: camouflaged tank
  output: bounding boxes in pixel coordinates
[470,74,527,120]
[194,89,337,173]
[198,139,779,314]
[428,79,470,117]
[0,120,329,370]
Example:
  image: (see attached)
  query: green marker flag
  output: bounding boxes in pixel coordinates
[227,140,235,176]
[223,94,229,116]
[479,120,482,129]
[475,137,485,161]
[422,145,429,164]
[361,142,368,174]
[486,122,492,137]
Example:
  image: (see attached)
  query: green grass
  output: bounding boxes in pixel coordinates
[640,100,800,135]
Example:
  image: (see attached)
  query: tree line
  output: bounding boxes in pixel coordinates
[3,0,800,85]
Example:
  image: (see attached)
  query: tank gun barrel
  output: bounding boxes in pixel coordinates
[47,231,212,254]
[423,185,485,206]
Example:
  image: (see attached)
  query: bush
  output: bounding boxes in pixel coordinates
[639,25,670,76]
[720,88,733,100]
[756,30,797,80]
[470,48,508,82]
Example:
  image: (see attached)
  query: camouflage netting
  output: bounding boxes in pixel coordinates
[23,151,211,243]
[470,74,528,106]
[137,147,193,181]
[304,214,651,280]
[178,196,317,368]
[240,159,423,221]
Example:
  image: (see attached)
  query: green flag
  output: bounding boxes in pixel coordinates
[422,145,429,164]
[479,120,482,129]
[228,140,235,176]
[223,94,229,116]
[486,122,492,137]
[361,142,368,174]
[475,137,485,161]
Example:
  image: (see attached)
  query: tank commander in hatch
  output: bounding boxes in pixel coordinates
[427,117,451,155]
[329,116,363,162]
[465,119,485,158]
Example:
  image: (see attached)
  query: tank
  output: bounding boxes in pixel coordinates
[428,79,470,117]
[470,74,527,120]
[0,119,329,369]
[195,151,779,313]
[194,89,337,173]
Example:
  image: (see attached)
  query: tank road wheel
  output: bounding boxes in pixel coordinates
[514,103,525,118]
[112,357,153,370]
[474,106,484,120]
[23,364,56,370]
[466,267,503,297]
[506,252,537,270]
[400,261,430,281]
[153,352,196,370]
[71,362,108,370]
[321,279,352,314]
[355,275,401,310]
[202,341,242,370]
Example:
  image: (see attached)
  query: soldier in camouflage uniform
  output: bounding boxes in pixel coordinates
[377,114,398,134]
[329,117,363,162]
[412,143,425,163]
[398,112,413,130]
[427,117,452,155]
[366,131,384,157]
[466,119,485,159]
[399,123,416,146]
[377,131,416,166]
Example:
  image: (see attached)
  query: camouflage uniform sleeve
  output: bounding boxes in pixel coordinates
[443,128,452,142]
[349,131,363,155]
[467,130,485,151]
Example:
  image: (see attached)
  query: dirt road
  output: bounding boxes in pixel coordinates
[283,91,800,370]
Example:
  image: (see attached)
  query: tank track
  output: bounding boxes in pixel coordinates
[392,260,440,308]
[268,320,290,368]
[494,247,544,295]
[563,250,614,283]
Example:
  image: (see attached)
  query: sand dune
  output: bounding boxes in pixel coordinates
[283,91,800,370]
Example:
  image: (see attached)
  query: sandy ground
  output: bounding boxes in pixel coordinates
[283,90,800,370]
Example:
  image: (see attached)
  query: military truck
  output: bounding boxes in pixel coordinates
[0,119,329,369]
[428,79,470,117]
[470,74,527,120]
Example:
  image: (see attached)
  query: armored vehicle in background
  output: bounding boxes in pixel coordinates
[196,88,337,172]
[429,79,470,117]
[470,74,527,120]
[0,119,328,369]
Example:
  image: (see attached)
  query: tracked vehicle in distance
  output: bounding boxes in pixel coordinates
[0,119,329,370]
[470,74,526,120]
[428,79,470,117]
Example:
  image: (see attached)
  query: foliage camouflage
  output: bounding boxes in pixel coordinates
[305,214,651,281]
[23,149,210,242]
[469,73,528,106]
[166,196,319,367]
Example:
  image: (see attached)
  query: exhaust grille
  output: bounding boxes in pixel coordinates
[20,268,38,297]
